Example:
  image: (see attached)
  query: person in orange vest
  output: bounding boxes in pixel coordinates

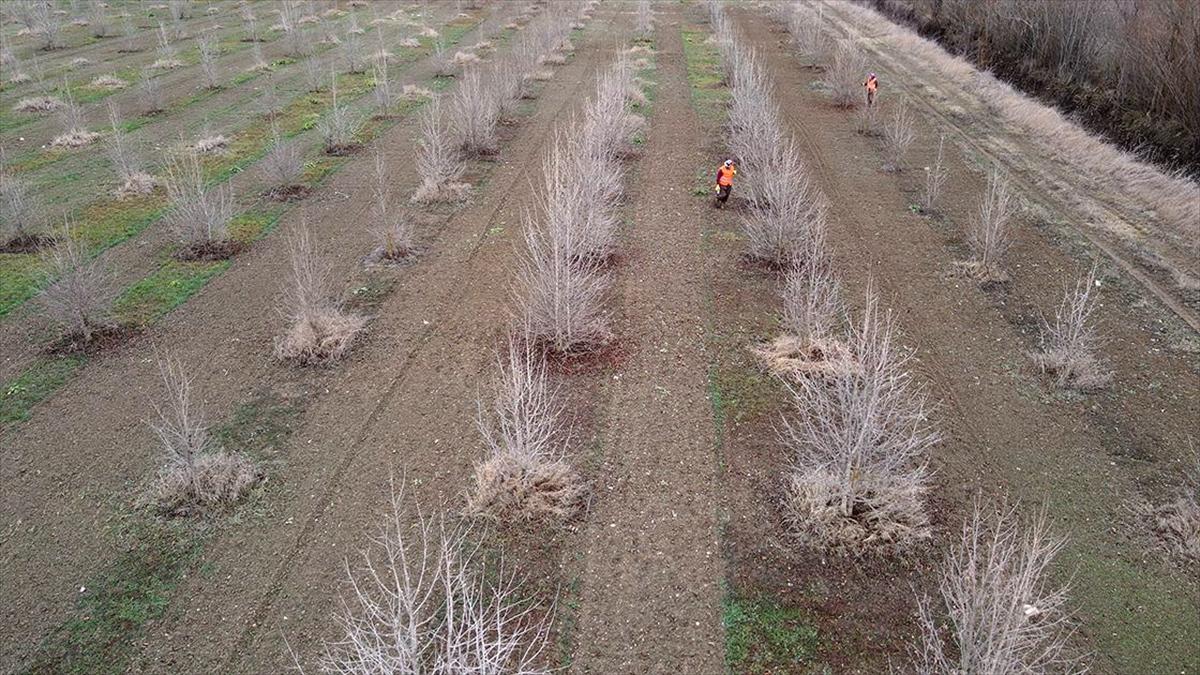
[714,159,736,208]
[864,72,878,107]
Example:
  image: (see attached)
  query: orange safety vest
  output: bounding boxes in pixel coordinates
[865,75,878,93]
[718,165,736,186]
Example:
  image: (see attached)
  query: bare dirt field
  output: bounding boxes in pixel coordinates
[1,1,1197,674]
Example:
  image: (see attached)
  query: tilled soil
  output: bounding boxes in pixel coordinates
[566,5,724,672]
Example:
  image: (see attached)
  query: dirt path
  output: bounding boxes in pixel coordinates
[567,6,725,672]
[122,15,625,673]
[0,10,591,669]
[732,9,1199,672]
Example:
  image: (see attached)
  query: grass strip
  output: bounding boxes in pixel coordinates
[681,29,728,123]
[723,593,820,674]
[111,259,231,326]
[0,355,87,428]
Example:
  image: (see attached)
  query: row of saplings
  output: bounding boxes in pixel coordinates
[711,5,1089,672]
[131,2,656,673]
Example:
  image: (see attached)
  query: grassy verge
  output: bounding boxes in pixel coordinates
[0,356,86,428]
[20,393,300,674]
[681,29,728,124]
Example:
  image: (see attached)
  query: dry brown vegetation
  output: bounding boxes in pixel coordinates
[163,149,234,258]
[274,223,366,364]
[106,101,157,198]
[1135,456,1200,565]
[1032,265,1111,390]
[466,336,583,522]
[38,222,115,344]
[317,488,551,673]
[914,500,1083,673]
[958,169,1017,283]
[0,159,48,246]
[411,97,469,205]
[368,147,415,261]
[142,354,261,516]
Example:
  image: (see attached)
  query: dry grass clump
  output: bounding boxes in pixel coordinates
[755,252,856,379]
[163,149,235,258]
[274,223,366,364]
[882,100,915,172]
[191,134,230,154]
[90,74,128,90]
[453,50,481,66]
[142,354,261,517]
[15,95,65,113]
[466,336,583,522]
[400,84,433,101]
[38,223,116,343]
[412,98,468,205]
[316,488,552,673]
[825,41,868,108]
[780,287,937,554]
[1032,265,1111,390]
[958,170,1018,283]
[914,500,1084,674]
[69,57,91,69]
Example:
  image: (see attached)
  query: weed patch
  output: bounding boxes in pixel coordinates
[112,260,230,326]
[724,593,819,674]
[682,29,728,123]
[0,355,86,427]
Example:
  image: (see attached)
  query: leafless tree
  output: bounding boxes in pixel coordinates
[241,5,262,42]
[197,32,221,89]
[782,250,842,348]
[106,101,156,198]
[260,126,305,200]
[1032,265,1110,389]
[372,57,392,118]
[342,26,366,73]
[451,67,499,156]
[163,149,234,254]
[303,54,325,92]
[467,334,583,521]
[38,221,114,342]
[152,22,182,69]
[914,500,1085,674]
[882,100,915,172]
[780,285,937,553]
[274,222,366,363]
[826,41,867,108]
[740,140,829,267]
[963,169,1018,282]
[369,147,415,260]
[0,162,48,245]
[29,0,64,50]
[143,353,261,516]
[51,85,100,148]
[87,0,108,38]
[923,134,949,212]
[139,72,166,114]
[319,78,362,155]
[314,487,552,673]
[412,97,469,204]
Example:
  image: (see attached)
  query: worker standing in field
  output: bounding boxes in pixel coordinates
[714,159,736,208]
[864,72,878,107]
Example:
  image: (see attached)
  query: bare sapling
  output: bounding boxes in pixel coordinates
[826,41,867,108]
[37,220,115,344]
[152,22,182,69]
[260,126,307,201]
[249,41,269,72]
[139,72,166,114]
[467,334,583,521]
[274,222,366,363]
[1,156,49,248]
[119,14,140,52]
[431,38,455,77]
[789,4,831,63]
[780,285,937,553]
[342,27,366,73]
[961,169,1018,282]
[882,101,915,172]
[450,67,499,156]
[197,32,221,89]
[143,353,262,516]
[740,140,829,267]
[163,149,236,259]
[1032,265,1110,389]
[241,6,261,42]
[369,147,415,260]
[371,57,392,118]
[30,0,64,50]
[106,101,156,198]
[315,487,551,673]
[302,55,324,92]
[914,500,1084,674]
[853,102,878,136]
[319,77,362,155]
[519,140,611,354]
[87,0,108,38]
[412,97,469,204]
[635,0,653,40]
[922,134,948,213]
[51,86,100,148]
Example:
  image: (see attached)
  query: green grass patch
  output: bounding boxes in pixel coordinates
[0,355,87,428]
[0,253,49,318]
[681,28,728,122]
[724,593,819,674]
[229,207,284,243]
[112,259,230,326]
[21,520,205,675]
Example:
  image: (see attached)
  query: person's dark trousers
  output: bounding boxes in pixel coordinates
[716,184,731,207]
